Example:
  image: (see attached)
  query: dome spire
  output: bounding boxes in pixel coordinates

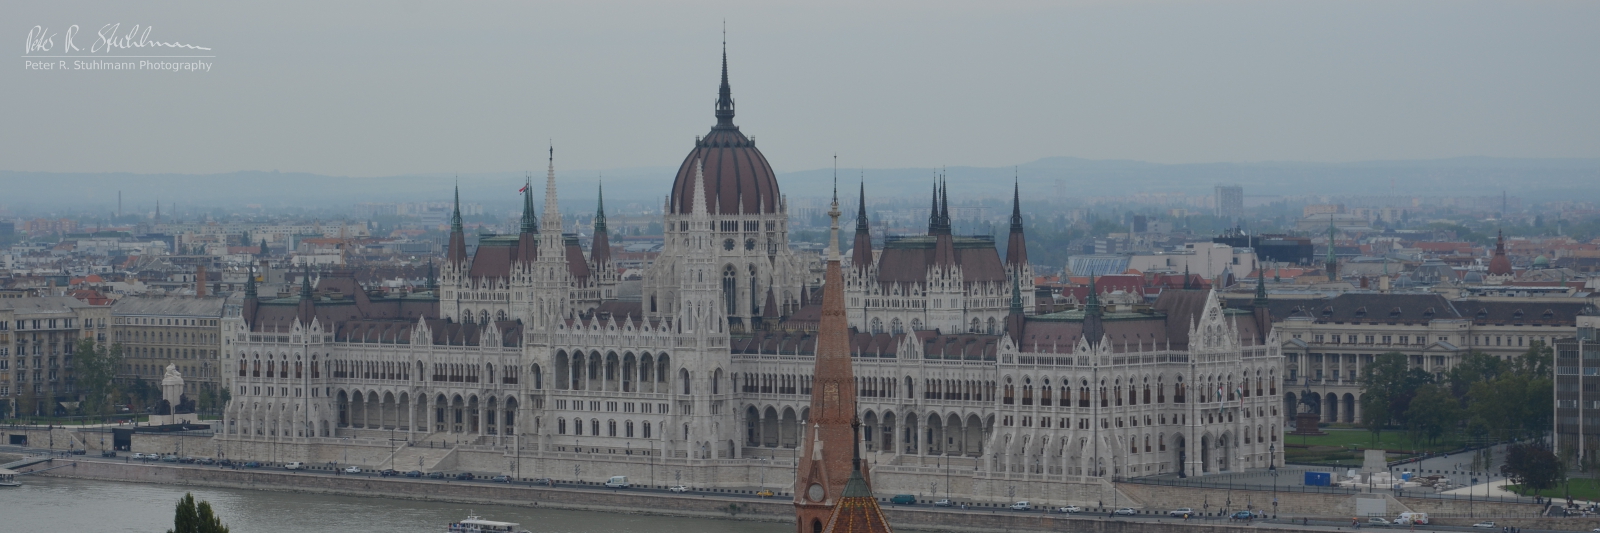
[715,25,735,127]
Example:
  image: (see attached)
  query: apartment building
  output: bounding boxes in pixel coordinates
[0,297,111,416]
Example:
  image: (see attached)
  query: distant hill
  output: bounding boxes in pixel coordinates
[4,156,1596,215]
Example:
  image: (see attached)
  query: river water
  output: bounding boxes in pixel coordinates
[2,475,790,533]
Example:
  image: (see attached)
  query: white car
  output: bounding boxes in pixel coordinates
[668,485,690,493]
[1057,506,1081,513]
[284,462,304,470]
[131,453,147,460]
[1113,507,1137,516]
[1168,508,1194,517]
[343,466,361,474]
[933,499,953,507]
[1473,522,1495,528]
[1009,501,1032,511]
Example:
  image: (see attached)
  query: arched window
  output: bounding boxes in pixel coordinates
[986,317,996,334]
[642,422,652,439]
[479,310,490,325]
[591,419,600,436]
[462,310,473,324]
[608,420,618,437]
[573,418,582,435]
[626,420,635,438]
[680,368,691,395]
[723,266,738,315]
[970,318,981,333]
[558,418,567,434]
[910,318,922,331]
[870,318,883,334]
[749,265,760,316]
[890,318,904,335]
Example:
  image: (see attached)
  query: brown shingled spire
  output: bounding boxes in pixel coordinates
[446,183,469,265]
[795,180,862,533]
[1005,175,1028,270]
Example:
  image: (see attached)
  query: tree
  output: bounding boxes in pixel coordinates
[70,338,124,417]
[1360,352,1433,443]
[1404,384,1460,447]
[1447,351,1504,400]
[1501,444,1564,494]
[167,492,229,533]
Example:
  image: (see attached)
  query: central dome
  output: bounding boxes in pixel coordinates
[668,48,780,216]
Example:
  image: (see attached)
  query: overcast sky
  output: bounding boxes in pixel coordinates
[4,1,1597,177]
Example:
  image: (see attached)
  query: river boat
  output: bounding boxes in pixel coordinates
[447,515,528,533]
[0,467,20,487]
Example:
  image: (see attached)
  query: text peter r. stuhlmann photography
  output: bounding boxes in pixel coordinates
[23,23,214,72]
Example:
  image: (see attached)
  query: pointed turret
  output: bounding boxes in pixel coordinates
[1253,266,1269,307]
[1324,219,1339,281]
[1005,275,1025,343]
[1082,275,1104,347]
[851,181,873,271]
[715,34,735,128]
[931,177,955,267]
[795,172,863,532]
[425,260,437,289]
[297,264,316,326]
[1005,178,1029,271]
[516,172,540,264]
[590,182,612,266]
[446,183,468,264]
[926,179,940,234]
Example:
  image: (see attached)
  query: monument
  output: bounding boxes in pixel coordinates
[1290,388,1326,436]
[149,365,197,426]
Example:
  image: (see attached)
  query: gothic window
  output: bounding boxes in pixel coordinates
[497,310,507,321]
[870,318,883,334]
[480,310,490,325]
[749,265,759,316]
[910,318,922,331]
[558,418,566,434]
[461,310,473,324]
[891,318,904,335]
[970,318,981,333]
[722,266,738,315]
[986,317,996,334]
[723,239,735,251]
[745,238,755,251]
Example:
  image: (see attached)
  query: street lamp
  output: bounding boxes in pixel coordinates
[1269,443,1279,519]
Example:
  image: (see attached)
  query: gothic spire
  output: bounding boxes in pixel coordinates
[1009,171,1023,230]
[451,182,463,233]
[1253,265,1268,307]
[927,178,940,234]
[520,172,538,234]
[300,264,313,299]
[855,180,869,234]
[715,30,735,127]
[426,260,436,289]
[244,264,257,300]
[594,181,608,235]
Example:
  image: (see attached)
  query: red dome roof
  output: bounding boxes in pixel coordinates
[667,47,780,215]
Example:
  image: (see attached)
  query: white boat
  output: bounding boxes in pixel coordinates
[447,515,528,533]
[0,467,20,487]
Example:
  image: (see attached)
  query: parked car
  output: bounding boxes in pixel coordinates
[344,466,362,474]
[1367,517,1392,527]
[1009,501,1032,511]
[100,450,117,458]
[491,475,511,483]
[197,458,216,465]
[69,449,87,455]
[426,471,446,479]
[161,454,179,462]
[1168,508,1194,517]
[178,457,197,464]
[890,495,917,505]
[1113,507,1137,516]
[1230,511,1255,520]
[532,477,553,486]
[669,485,690,493]
[755,490,776,498]
[284,462,305,470]
[379,469,398,477]
[404,470,423,478]
[1472,522,1496,528]
[454,472,474,480]
[1057,506,1081,513]
[219,460,235,467]
[933,499,953,507]
[243,461,261,468]
[604,475,629,488]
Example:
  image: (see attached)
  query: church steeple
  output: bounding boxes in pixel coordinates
[446,183,468,264]
[850,180,874,271]
[520,172,538,234]
[715,32,735,128]
[1005,176,1029,270]
[590,181,612,266]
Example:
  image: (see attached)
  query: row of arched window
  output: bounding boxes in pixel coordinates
[556,417,652,438]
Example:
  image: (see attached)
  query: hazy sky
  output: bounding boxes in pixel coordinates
[5,1,1597,177]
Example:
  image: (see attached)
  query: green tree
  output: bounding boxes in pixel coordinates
[1404,384,1459,447]
[167,492,229,533]
[1447,351,1504,400]
[1501,444,1564,494]
[1360,352,1433,443]
[70,338,124,417]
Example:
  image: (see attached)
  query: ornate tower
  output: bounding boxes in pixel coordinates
[795,183,860,533]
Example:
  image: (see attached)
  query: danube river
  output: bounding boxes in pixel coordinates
[3,475,790,533]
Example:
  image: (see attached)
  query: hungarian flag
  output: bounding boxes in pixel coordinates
[1217,386,1224,405]
[518,184,529,193]
[1236,386,1245,406]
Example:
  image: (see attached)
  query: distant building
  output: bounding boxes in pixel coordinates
[1214,228,1315,266]
[110,296,226,395]
[0,296,111,417]
[1214,185,1243,220]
